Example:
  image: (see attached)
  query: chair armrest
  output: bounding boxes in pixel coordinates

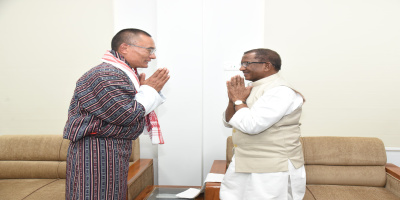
[386,163,400,180]
[205,160,227,200]
[385,163,400,198]
[127,159,154,200]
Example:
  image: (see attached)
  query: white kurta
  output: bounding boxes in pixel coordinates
[221,86,306,200]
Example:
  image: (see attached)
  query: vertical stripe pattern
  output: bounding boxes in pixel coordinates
[64,52,146,200]
[66,137,132,200]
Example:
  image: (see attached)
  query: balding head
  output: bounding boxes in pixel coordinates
[244,48,281,71]
[111,28,151,51]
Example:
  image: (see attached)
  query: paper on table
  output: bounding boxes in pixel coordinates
[175,188,201,199]
[176,173,225,199]
[204,173,225,182]
[156,193,181,198]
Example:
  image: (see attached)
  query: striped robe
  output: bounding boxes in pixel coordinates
[63,61,145,200]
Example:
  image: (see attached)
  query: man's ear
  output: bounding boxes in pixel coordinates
[264,62,272,72]
[118,43,129,54]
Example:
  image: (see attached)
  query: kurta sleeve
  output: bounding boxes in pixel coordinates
[228,86,299,134]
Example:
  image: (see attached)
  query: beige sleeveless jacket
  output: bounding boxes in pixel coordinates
[232,73,304,173]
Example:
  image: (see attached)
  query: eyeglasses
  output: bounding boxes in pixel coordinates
[127,44,156,55]
[240,62,267,68]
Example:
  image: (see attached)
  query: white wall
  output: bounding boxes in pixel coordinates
[157,0,265,185]
[156,0,204,186]
[113,0,265,186]
[202,0,265,182]
[112,0,160,183]
[264,0,400,165]
[264,0,400,145]
[387,148,400,167]
[0,0,113,135]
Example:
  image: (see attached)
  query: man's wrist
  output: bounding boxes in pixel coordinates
[234,103,247,112]
[234,100,246,106]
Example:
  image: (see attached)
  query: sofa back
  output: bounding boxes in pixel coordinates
[301,136,387,187]
[0,135,140,179]
[226,136,388,187]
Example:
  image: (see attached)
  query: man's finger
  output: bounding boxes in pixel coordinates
[239,76,245,87]
[139,73,146,83]
[160,75,170,85]
[159,70,170,82]
[155,68,169,79]
[152,68,165,78]
[235,75,241,86]
[232,76,239,86]
[235,76,239,86]
[151,68,162,78]
[227,81,232,88]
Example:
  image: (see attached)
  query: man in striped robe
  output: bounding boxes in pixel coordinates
[63,28,169,200]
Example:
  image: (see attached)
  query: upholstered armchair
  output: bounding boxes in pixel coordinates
[0,135,153,200]
[205,136,400,200]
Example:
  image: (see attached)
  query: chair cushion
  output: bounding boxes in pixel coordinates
[23,179,65,200]
[0,179,63,200]
[0,161,63,179]
[129,138,140,162]
[301,137,388,187]
[306,185,400,200]
[226,136,233,168]
[305,165,386,187]
[301,137,386,166]
[0,135,64,161]
[303,187,316,200]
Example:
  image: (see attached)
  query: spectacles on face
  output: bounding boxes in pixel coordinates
[240,62,267,68]
[127,44,156,55]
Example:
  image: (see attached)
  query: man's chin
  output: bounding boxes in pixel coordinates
[136,65,149,69]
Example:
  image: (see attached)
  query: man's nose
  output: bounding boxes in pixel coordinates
[150,54,156,59]
[239,65,246,71]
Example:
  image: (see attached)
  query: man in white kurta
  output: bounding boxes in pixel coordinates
[220,48,306,200]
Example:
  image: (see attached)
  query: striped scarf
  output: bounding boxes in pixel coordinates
[101,50,164,144]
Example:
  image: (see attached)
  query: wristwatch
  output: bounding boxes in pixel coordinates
[234,100,245,106]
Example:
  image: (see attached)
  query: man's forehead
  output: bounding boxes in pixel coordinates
[135,35,155,46]
[242,52,257,60]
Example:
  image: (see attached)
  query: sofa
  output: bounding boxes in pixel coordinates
[0,135,154,200]
[205,136,400,200]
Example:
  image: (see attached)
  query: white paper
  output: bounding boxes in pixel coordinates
[204,173,225,183]
[176,173,225,198]
[156,193,181,198]
[175,188,201,198]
